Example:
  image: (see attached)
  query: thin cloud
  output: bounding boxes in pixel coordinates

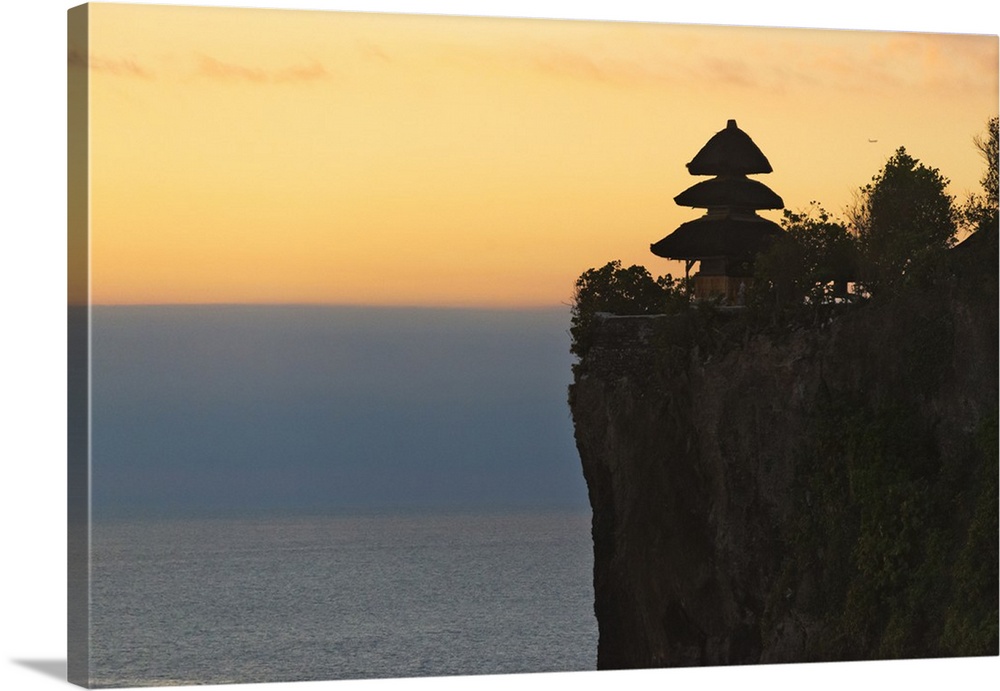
[775,32,998,97]
[275,61,329,82]
[71,50,154,79]
[524,47,775,93]
[357,41,392,64]
[518,28,996,99]
[877,33,1000,94]
[530,50,611,84]
[196,55,330,84]
[700,57,758,89]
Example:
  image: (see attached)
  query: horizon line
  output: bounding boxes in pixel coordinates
[79,301,573,311]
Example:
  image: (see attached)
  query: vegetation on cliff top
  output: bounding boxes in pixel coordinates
[569,261,688,361]
[570,117,999,661]
[570,117,998,359]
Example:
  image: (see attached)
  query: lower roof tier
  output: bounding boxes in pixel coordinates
[650,214,784,261]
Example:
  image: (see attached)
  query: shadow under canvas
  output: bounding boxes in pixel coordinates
[12,659,67,682]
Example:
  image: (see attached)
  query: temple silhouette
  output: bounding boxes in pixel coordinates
[651,119,785,303]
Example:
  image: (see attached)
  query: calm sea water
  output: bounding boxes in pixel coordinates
[89,510,597,687]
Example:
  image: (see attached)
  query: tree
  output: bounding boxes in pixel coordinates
[974,116,998,205]
[961,116,998,237]
[753,203,859,307]
[850,147,957,294]
[569,260,687,359]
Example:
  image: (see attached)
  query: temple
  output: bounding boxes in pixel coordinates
[651,119,785,303]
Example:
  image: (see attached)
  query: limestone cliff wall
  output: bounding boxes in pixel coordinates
[569,283,998,668]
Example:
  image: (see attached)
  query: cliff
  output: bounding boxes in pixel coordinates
[569,267,998,668]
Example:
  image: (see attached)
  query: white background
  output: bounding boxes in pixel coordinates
[2,1,998,690]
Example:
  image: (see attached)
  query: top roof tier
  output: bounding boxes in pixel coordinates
[686,119,773,175]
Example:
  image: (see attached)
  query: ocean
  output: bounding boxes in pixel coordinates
[89,305,587,515]
[89,509,597,687]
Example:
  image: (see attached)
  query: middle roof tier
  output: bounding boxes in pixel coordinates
[673,175,784,210]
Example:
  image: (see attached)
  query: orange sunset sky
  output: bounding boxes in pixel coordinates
[73,2,998,307]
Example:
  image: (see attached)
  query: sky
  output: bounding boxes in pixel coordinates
[73,2,999,307]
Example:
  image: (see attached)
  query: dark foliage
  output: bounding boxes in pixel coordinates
[752,203,860,310]
[774,258,999,660]
[570,260,688,360]
[851,147,957,295]
[960,117,999,244]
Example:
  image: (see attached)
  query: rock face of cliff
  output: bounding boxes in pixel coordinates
[569,274,998,668]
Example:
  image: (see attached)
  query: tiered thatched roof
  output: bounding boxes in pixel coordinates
[673,175,783,210]
[651,119,784,263]
[650,213,783,259]
[686,119,772,175]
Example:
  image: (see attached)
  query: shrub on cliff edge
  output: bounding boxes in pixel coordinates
[570,260,688,360]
